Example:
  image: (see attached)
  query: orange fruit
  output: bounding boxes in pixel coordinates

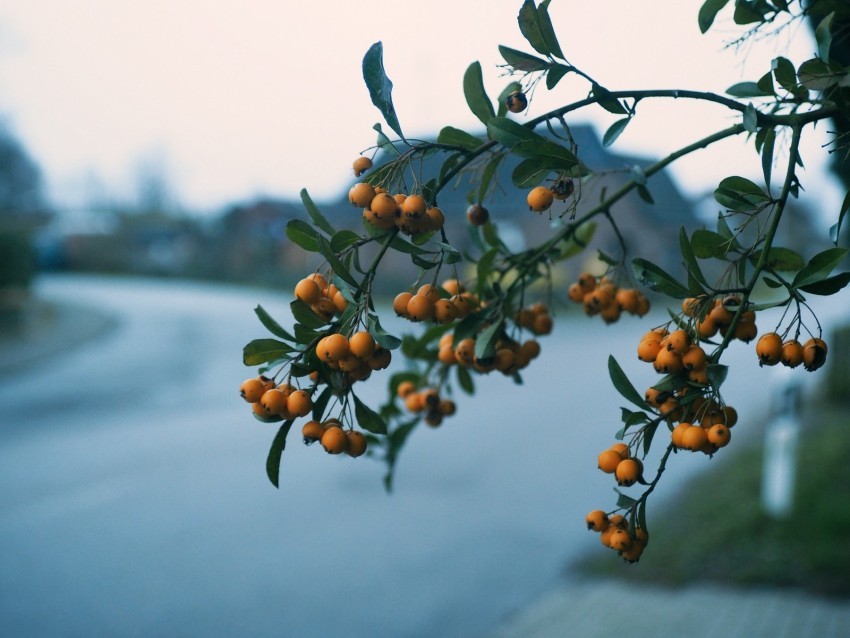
[302,420,326,443]
[780,339,804,368]
[586,510,609,532]
[316,334,350,363]
[352,156,373,176]
[466,203,489,226]
[505,90,528,113]
[527,186,554,212]
[321,426,349,454]
[346,430,368,457]
[286,390,312,418]
[393,292,413,317]
[349,331,377,359]
[597,449,622,474]
[756,332,783,366]
[615,459,642,487]
[802,337,828,371]
[348,182,376,208]
[239,377,266,403]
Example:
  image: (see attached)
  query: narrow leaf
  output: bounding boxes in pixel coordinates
[266,421,293,488]
[546,64,572,89]
[679,227,709,288]
[474,318,504,360]
[290,298,330,329]
[285,219,320,252]
[761,127,775,189]
[799,272,850,295]
[254,305,294,341]
[632,258,689,298]
[602,117,630,147]
[243,338,292,366]
[815,12,834,62]
[438,126,484,151]
[726,81,772,98]
[353,394,388,435]
[591,84,627,115]
[608,355,648,409]
[498,45,549,72]
[517,0,549,56]
[300,188,336,236]
[698,0,730,33]
[463,61,495,126]
[316,235,359,288]
[537,0,565,60]
[792,247,848,288]
[362,42,404,139]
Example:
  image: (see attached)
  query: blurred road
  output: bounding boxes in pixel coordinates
[0,274,803,637]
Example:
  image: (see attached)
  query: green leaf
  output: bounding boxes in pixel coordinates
[373,123,400,158]
[830,189,850,245]
[591,84,627,115]
[513,138,578,166]
[512,158,550,188]
[743,104,758,134]
[798,57,843,91]
[556,221,596,260]
[706,364,728,391]
[632,258,689,298]
[254,305,294,341]
[316,235,359,288]
[330,230,362,253]
[733,1,765,25]
[487,116,542,148]
[679,227,709,289]
[290,298,330,329]
[714,176,770,211]
[546,64,572,89]
[285,219,320,252]
[761,127,775,189]
[300,188,336,236]
[636,184,654,204]
[726,81,772,98]
[772,56,798,92]
[602,117,630,147]
[243,338,293,366]
[538,0,565,59]
[478,154,504,202]
[266,421,293,488]
[353,394,388,435]
[698,0,730,33]
[517,0,549,56]
[367,314,402,350]
[456,365,475,395]
[474,318,504,360]
[756,71,775,95]
[608,355,648,409]
[793,247,848,288]
[799,272,850,295]
[498,45,549,72]
[751,246,804,271]
[815,12,834,62]
[438,126,485,151]
[616,491,639,509]
[463,61,495,126]
[362,42,404,139]
[691,229,731,258]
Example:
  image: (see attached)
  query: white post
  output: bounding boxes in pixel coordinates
[761,383,801,519]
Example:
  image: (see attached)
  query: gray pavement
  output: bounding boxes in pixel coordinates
[489,578,850,638]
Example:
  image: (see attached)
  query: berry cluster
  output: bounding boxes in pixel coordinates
[586,510,649,563]
[756,333,828,371]
[393,280,478,324]
[397,382,457,427]
[351,181,445,237]
[302,418,368,457]
[567,272,650,324]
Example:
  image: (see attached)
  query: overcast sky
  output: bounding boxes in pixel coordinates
[0,1,838,220]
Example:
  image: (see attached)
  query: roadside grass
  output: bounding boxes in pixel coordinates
[570,402,850,598]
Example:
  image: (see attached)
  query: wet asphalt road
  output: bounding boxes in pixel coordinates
[0,275,797,637]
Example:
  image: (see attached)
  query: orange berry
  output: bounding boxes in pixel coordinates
[653,348,683,374]
[316,333,350,363]
[321,426,349,454]
[438,399,456,416]
[610,442,630,459]
[780,339,804,368]
[527,186,554,212]
[352,156,373,176]
[397,380,417,398]
[466,203,489,226]
[393,292,413,317]
[597,449,622,474]
[586,510,609,532]
[407,293,435,322]
[302,420,326,444]
[637,338,663,363]
[681,345,707,370]
[366,347,392,370]
[615,459,642,487]
[346,430,368,457]
[666,329,691,354]
[260,388,290,418]
[286,389,312,418]
[239,377,266,403]
[434,298,458,324]
[454,338,476,366]
[425,207,445,231]
[349,331,377,359]
[802,337,828,372]
[756,332,783,366]
[294,278,322,305]
[348,182,376,208]
[671,422,692,448]
[401,194,427,218]
[706,423,731,448]
[681,424,709,452]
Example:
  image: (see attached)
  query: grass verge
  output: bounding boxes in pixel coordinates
[570,402,850,598]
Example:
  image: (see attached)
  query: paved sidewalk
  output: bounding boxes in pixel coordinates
[489,578,850,638]
[0,298,115,377]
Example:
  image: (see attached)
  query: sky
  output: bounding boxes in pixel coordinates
[0,1,840,221]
